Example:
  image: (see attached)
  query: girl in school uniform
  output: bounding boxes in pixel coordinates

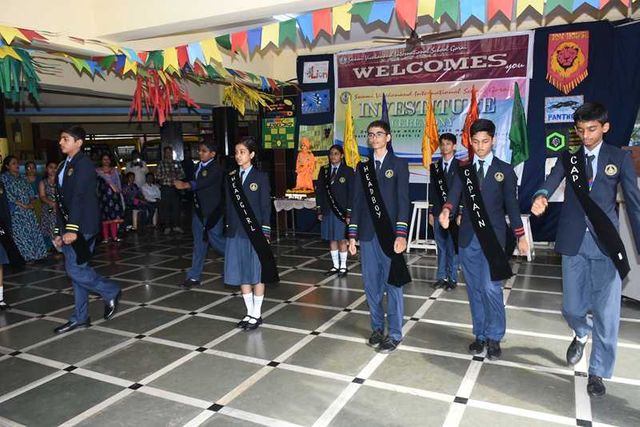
[316,145,353,277]
[224,137,279,330]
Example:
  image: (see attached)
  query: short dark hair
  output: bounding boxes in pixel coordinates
[199,140,218,153]
[125,172,135,180]
[329,144,344,155]
[439,133,457,144]
[573,102,608,125]
[367,120,391,134]
[470,119,495,138]
[61,125,86,142]
[25,160,36,168]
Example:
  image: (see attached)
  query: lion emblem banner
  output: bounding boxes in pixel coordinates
[547,31,589,95]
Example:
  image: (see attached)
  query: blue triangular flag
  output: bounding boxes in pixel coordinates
[368,1,395,25]
[187,42,205,65]
[296,14,314,42]
[248,28,262,54]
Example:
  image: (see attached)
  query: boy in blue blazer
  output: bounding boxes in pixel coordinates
[531,103,640,397]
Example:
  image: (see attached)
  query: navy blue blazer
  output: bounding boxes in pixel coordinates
[429,157,460,216]
[55,152,100,236]
[315,163,354,216]
[349,153,410,241]
[447,157,523,249]
[225,167,272,238]
[191,160,224,217]
[535,143,640,256]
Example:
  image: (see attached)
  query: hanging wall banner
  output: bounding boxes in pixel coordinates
[546,31,589,95]
[302,61,330,84]
[262,98,296,149]
[334,33,533,183]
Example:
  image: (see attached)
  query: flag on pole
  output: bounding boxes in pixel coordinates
[343,95,361,169]
[380,93,393,153]
[461,85,479,161]
[509,81,529,185]
[422,91,439,168]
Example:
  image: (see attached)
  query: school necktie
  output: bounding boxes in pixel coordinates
[58,159,70,186]
[444,161,449,174]
[477,160,485,187]
[195,164,202,178]
[586,154,595,190]
[240,170,245,184]
[330,167,337,182]
[375,160,381,171]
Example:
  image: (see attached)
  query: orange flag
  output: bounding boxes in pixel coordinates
[462,85,479,160]
[422,92,439,168]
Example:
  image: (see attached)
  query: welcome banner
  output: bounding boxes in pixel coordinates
[334,33,533,182]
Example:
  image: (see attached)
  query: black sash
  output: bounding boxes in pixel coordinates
[228,172,279,284]
[458,164,513,281]
[55,164,93,265]
[561,150,630,279]
[357,161,411,287]
[323,166,348,223]
[0,219,25,267]
[431,162,459,252]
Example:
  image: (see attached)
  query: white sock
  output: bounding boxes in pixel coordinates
[576,334,588,344]
[330,250,339,269]
[339,251,348,269]
[251,295,264,320]
[242,293,253,321]
[0,287,4,302]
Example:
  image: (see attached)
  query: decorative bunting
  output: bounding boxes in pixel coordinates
[261,23,280,49]
[247,28,262,54]
[200,39,222,64]
[417,0,437,17]
[332,3,352,32]
[545,0,574,14]
[176,45,189,68]
[0,46,22,60]
[297,14,314,42]
[573,0,600,10]
[279,19,298,46]
[122,48,143,64]
[368,1,395,24]
[231,31,248,56]
[460,0,487,24]
[145,51,164,69]
[396,0,418,29]
[434,0,459,22]
[0,48,40,102]
[0,26,29,45]
[122,58,138,75]
[215,34,231,51]
[187,42,205,65]
[16,28,46,43]
[162,47,179,72]
[312,9,332,38]
[350,1,374,21]
[138,51,148,64]
[516,0,545,17]
[488,0,514,20]
[115,54,126,72]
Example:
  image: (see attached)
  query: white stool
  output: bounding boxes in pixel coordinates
[407,200,438,253]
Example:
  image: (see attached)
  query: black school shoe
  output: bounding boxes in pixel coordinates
[367,330,385,348]
[338,268,348,278]
[486,340,502,360]
[324,267,339,276]
[182,279,201,289]
[587,375,606,397]
[444,280,457,291]
[378,336,401,353]
[431,279,447,289]
[468,339,486,355]
[566,336,586,366]
[244,316,263,331]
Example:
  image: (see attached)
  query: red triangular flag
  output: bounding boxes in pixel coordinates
[231,31,248,56]
[396,0,418,30]
[487,0,513,21]
[17,28,47,42]
[176,45,189,69]
[138,51,148,64]
[312,9,332,38]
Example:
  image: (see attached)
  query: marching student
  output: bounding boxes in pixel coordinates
[428,133,460,291]
[348,120,411,353]
[439,119,528,361]
[52,126,121,334]
[225,137,279,330]
[531,103,640,397]
[175,140,226,288]
[316,144,353,278]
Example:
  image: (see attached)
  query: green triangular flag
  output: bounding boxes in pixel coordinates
[146,51,164,69]
[279,19,297,46]
[435,0,459,23]
[350,1,373,21]
[216,35,231,51]
[544,0,574,14]
[99,55,117,69]
[509,82,529,167]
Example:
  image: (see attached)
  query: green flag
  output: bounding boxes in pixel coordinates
[509,82,529,167]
